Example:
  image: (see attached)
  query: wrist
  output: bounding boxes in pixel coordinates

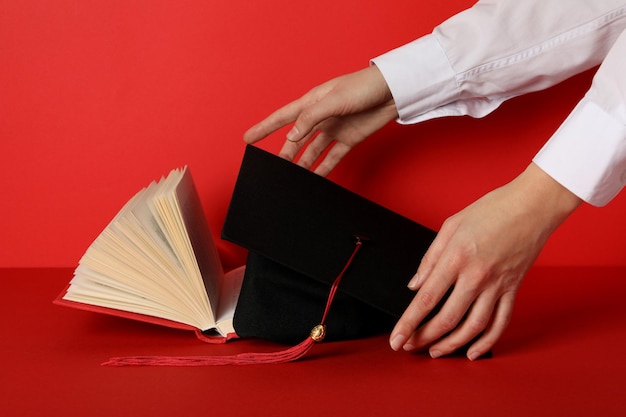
[366,65,396,110]
[512,163,582,233]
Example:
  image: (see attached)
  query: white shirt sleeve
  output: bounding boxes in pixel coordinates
[371,0,626,205]
[533,30,626,206]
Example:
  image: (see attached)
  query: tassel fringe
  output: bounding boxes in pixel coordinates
[102,336,316,366]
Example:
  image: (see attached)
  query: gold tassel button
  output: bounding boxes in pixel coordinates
[310,324,327,343]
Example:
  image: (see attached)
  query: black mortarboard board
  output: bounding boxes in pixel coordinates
[222,145,437,344]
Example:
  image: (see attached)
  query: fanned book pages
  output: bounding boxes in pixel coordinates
[55,167,244,342]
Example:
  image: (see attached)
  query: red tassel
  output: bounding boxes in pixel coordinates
[102,237,363,366]
[102,326,323,366]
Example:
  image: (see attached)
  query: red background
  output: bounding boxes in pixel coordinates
[1,0,625,269]
[2,2,626,416]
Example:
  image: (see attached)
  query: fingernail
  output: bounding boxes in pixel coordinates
[467,351,481,361]
[390,334,405,351]
[430,350,442,359]
[403,343,415,352]
[286,126,299,141]
[407,273,421,290]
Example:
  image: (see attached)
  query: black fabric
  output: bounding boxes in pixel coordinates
[221,145,437,343]
[233,252,396,344]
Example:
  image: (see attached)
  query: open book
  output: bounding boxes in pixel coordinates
[55,167,243,342]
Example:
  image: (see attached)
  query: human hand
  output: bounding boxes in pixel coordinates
[390,163,582,360]
[243,65,398,176]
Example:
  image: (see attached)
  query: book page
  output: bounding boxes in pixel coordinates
[172,168,224,316]
[132,170,218,327]
[64,167,226,334]
[215,265,245,335]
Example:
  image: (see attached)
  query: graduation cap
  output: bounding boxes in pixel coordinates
[223,145,437,345]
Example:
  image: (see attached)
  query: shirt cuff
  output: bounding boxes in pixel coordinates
[533,99,626,206]
[371,35,460,124]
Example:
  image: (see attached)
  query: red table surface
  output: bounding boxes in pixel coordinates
[1,267,625,417]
